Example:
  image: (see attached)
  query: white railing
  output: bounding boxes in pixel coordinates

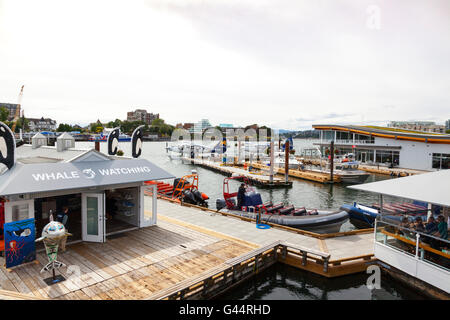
[320,139,375,145]
[375,219,449,272]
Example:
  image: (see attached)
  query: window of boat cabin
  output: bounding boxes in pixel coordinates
[432,153,450,170]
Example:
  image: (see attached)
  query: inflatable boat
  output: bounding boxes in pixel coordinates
[145,173,209,207]
[216,176,349,233]
[340,201,430,228]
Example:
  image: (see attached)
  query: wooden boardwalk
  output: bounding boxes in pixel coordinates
[0,198,375,300]
[0,220,254,300]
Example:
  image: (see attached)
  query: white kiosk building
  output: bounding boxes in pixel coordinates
[0,133,174,245]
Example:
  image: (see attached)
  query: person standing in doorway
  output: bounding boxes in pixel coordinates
[55,206,69,252]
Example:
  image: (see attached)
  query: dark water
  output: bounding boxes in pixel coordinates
[76,140,423,300]
[219,264,426,300]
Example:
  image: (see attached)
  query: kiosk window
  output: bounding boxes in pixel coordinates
[11,204,30,221]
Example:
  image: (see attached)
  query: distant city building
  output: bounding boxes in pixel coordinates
[388,121,445,133]
[182,123,194,131]
[28,117,57,132]
[127,109,159,125]
[192,119,212,134]
[219,124,233,128]
[0,103,21,120]
[446,119,450,131]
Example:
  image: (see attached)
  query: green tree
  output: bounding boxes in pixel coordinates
[11,118,29,133]
[0,107,9,122]
[446,129,450,134]
[57,123,73,132]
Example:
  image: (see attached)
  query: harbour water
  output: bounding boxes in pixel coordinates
[76,139,425,300]
[219,264,426,300]
[79,139,393,232]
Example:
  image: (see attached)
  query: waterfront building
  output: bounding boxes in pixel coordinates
[313,124,450,171]
[0,102,21,121]
[191,119,212,134]
[350,171,450,295]
[127,109,159,125]
[28,117,57,132]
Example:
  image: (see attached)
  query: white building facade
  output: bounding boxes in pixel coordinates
[313,124,450,171]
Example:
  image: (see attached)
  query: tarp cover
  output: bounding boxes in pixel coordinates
[349,169,450,207]
[0,158,175,196]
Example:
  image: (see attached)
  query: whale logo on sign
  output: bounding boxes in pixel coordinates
[82,169,96,179]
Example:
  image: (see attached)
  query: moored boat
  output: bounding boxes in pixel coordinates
[340,201,429,228]
[216,176,348,233]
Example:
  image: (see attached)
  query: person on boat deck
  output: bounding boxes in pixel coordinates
[425,216,438,234]
[412,217,425,233]
[399,217,411,232]
[423,216,439,246]
[436,215,448,240]
[237,183,246,209]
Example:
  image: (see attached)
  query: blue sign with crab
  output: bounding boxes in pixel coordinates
[4,218,36,268]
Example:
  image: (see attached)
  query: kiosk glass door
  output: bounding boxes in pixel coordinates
[82,193,105,243]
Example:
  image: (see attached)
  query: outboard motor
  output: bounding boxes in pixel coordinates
[216,199,226,211]
[182,190,197,205]
[192,189,208,207]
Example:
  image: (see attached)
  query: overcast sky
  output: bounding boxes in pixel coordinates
[0,0,449,130]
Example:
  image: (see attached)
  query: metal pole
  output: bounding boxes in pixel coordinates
[269,140,274,184]
[379,194,383,218]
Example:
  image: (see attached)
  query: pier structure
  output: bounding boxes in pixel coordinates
[248,161,341,184]
[0,198,375,300]
[298,157,429,177]
[180,157,293,188]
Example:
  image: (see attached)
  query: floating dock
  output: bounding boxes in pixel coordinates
[248,161,341,184]
[0,199,375,300]
[297,157,429,177]
[180,157,293,188]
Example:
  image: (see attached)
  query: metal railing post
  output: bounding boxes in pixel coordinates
[415,233,420,258]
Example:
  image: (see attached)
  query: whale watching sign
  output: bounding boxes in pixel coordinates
[0,158,175,196]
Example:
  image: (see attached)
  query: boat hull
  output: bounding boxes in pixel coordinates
[339,173,370,184]
[340,204,377,228]
[220,209,349,234]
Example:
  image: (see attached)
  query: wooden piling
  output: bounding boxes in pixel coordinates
[285,139,289,184]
